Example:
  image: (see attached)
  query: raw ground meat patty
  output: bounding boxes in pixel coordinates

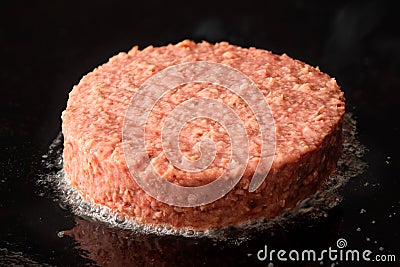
[62,40,345,231]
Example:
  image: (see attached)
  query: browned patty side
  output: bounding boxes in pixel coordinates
[62,40,345,230]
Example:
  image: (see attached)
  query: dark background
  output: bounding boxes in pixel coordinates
[0,0,399,266]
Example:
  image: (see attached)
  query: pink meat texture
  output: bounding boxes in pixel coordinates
[62,40,345,230]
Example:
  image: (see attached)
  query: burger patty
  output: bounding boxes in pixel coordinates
[62,40,345,230]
